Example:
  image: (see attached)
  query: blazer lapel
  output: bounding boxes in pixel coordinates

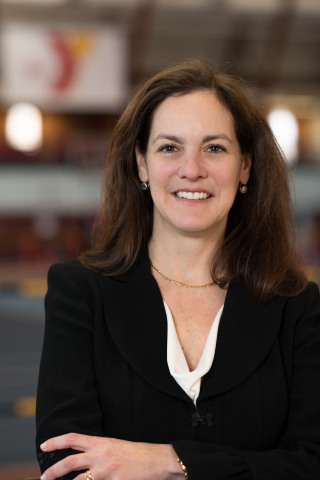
[200,281,286,399]
[98,248,286,402]
[98,247,189,402]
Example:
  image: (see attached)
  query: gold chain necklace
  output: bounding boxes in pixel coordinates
[149,258,215,289]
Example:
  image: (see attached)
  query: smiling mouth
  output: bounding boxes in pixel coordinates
[175,191,212,200]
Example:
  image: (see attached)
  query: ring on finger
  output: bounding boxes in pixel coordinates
[84,470,95,480]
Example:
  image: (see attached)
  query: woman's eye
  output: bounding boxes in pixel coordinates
[206,144,226,153]
[158,144,178,153]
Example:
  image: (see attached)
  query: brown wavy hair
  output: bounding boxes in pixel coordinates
[80,59,307,302]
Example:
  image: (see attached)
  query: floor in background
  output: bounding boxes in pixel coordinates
[0,460,40,480]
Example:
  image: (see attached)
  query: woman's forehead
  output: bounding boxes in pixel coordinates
[148,90,236,141]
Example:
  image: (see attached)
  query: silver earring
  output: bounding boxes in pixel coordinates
[141,181,149,190]
[239,183,248,194]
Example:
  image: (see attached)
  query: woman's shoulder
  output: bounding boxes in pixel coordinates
[286,280,320,305]
[230,279,319,325]
[46,255,133,292]
[287,280,320,312]
[46,257,105,294]
[48,257,96,278]
[278,281,320,338]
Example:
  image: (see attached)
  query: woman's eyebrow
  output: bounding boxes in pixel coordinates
[202,134,233,144]
[152,134,233,145]
[152,134,183,144]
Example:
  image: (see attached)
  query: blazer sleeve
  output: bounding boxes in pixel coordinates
[36,262,105,478]
[172,282,320,480]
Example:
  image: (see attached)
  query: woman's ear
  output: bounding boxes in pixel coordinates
[240,154,252,184]
[135,146,148,182]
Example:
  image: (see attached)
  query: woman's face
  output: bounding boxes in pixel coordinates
[136,90,251,240]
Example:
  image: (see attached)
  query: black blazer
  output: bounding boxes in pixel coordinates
[36,248,320,479]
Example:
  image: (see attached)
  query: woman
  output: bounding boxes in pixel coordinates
[36,59,320,480]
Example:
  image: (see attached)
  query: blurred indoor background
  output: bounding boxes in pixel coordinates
[0,0,319,478]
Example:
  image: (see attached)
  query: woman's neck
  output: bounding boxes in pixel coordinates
[148,230,223,287]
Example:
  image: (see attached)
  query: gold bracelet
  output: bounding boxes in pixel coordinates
[177,457,188,479]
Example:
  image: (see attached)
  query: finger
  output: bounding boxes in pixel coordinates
[74,466,105,480]
[74,472,95,480]
[41,432,97,453]
[40,452,89,480]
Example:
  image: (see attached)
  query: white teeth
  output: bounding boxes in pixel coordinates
[176,191,210,200]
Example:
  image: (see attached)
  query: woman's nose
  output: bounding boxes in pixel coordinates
[178,152,207,180]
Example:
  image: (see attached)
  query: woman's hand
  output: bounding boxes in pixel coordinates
[40,433,184,480]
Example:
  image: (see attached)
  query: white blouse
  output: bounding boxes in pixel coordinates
[165,301,223,405]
